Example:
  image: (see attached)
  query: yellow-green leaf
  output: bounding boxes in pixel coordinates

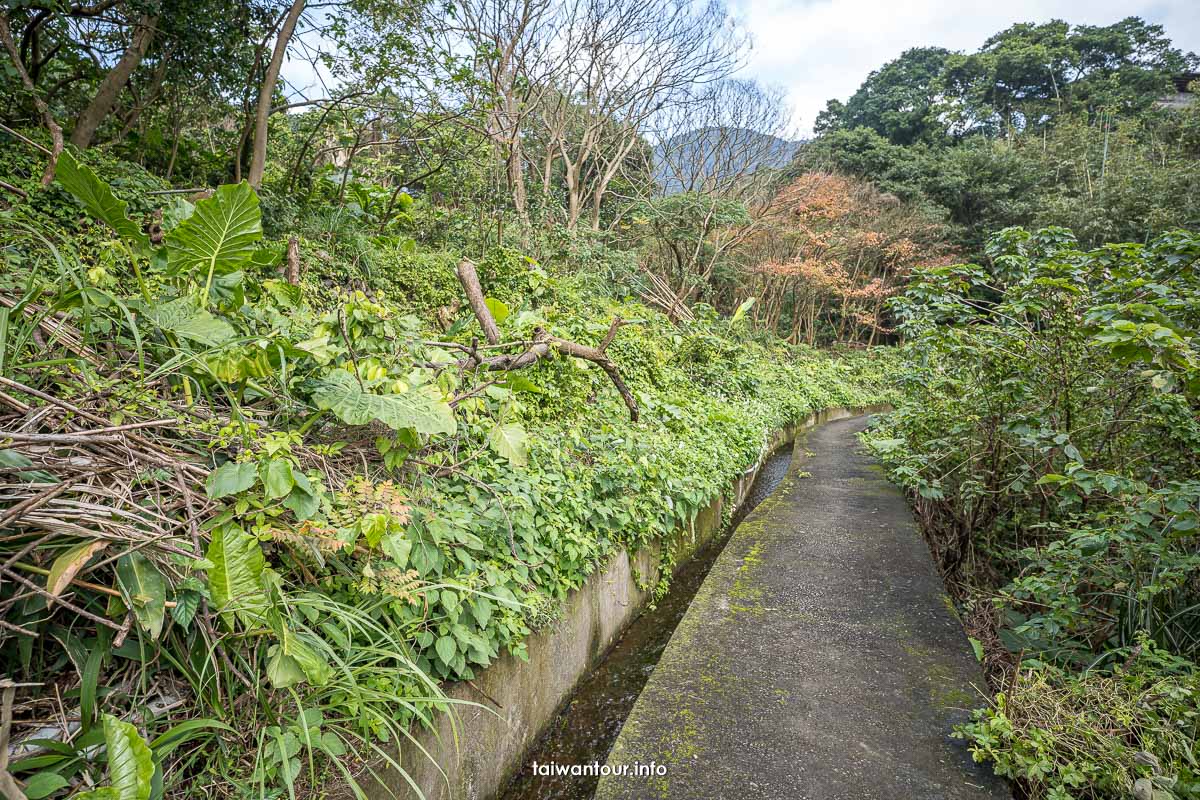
[45,540,107,605]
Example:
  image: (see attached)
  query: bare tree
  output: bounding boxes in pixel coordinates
[420,0,747,230]
[652,78,795,199]
[630,79,795,319]
[441,0,566,223]
[535,0,745,229]
[0,13,62,184]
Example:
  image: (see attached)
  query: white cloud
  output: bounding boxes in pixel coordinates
[729,0,1200,135]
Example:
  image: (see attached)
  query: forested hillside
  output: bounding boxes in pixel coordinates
[0,2,1197,800]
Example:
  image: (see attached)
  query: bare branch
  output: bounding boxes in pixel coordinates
[454,259,639,420]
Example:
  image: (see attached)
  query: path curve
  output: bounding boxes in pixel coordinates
[593,415,1010,800]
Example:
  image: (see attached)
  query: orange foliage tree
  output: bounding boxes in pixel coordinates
[736,172,951,344]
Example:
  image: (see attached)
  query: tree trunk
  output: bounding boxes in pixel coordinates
[564,160,582,229]
[508,138,528,223]
[70,14,157,150]
[247,0,305,188]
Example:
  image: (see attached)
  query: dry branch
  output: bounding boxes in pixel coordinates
[454,259,501,345]
[453,258,639,421]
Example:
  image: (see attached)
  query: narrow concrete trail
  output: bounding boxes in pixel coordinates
[594,415,1010,800]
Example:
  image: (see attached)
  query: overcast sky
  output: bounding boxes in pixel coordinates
[728,0,1200,136]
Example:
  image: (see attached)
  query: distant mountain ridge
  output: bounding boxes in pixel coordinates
[652,126,804,194]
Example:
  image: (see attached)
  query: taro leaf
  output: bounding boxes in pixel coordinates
[267,626,332,688]
[115,552,167,640]
[205,526,267,628]
[96,714,154,800]
[487,421,529,467]
[249,246,282,268]
[209,270,245,312]
[144,296,236,347]
[312,369,456,435]
[205,461,257,499]
[45,540,108,605]
[294,334,337,365]
[165,182,262,282]
[55,150,150,250]
[262,279,302,308]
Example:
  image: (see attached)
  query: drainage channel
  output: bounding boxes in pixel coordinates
[499,442,796,800]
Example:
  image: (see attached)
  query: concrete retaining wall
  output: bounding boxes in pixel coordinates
[367,405,885,800]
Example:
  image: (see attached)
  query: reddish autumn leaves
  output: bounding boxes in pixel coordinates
[740,172,952,345]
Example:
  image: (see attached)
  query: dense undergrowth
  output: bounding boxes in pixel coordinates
[0,144,899,800]
[867,227,1200,800]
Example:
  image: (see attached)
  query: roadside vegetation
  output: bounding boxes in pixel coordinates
[0,2,1197,799]
[837,18,1200,800]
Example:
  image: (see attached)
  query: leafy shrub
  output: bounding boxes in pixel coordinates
[958,639,1200,800]
[868,226,1200,797]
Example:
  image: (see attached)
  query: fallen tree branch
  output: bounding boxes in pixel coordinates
[455,259,501,345]
[0,179,27,200]
[453,258,639,421]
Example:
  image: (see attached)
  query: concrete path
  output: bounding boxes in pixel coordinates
[594,415,1010,800]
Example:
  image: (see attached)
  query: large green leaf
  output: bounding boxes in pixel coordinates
[205,526,267,628]
[311,369,456,435]
[115,552,167,640]
[165,182,262,286]
[484,297,510,324]
[266,626,333,688]
[144,297,236,347]
[731,296,756,325]
[55,150,149,250]
[487,421,529,467]
[93,714,154,800]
